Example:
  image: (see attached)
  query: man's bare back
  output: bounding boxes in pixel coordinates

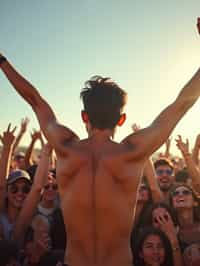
[57,136,144,266]
[0,23,200,265]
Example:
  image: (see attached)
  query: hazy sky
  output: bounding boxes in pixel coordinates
[0,0,200,155]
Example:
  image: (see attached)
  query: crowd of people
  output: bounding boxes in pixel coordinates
[0,18,200,266]
[0,119,200,266]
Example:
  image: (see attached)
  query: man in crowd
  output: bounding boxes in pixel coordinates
[154,158,175,202]
[0,19,199,266]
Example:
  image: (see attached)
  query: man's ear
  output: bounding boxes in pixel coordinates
[81,110,89,123]
[117,113,126,126]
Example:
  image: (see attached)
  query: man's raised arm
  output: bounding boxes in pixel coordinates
[123,19,200,160]
[124,66,200,160]
[0,55,79,154]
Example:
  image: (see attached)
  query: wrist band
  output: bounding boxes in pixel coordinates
[0,55,7,66]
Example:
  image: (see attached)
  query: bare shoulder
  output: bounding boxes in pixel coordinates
[120,130,147,160]
[46,121,80,155]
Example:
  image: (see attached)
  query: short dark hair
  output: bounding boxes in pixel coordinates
[154,158,174,171]
[80,75,127,129]
[175,169,190,183]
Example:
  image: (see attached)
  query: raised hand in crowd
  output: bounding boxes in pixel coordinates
[192,133,200,166]
[175,135,200,193]
[20,117,29,134]
[132,123,164,203]
[0,124,16,210]
[12,117,29,154]
[175,135,189,156]
[31,128,44,145]
[153,210,183,266]
[0,123,16,148]
[24,129,44,168]
[164,138,172,158]
[13,143,52,241]
[157,138,172,159]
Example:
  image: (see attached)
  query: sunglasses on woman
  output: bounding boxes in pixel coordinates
[172,189,192,197]
[9,184,31,194]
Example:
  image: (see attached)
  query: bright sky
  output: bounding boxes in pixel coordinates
[0,0,200,155]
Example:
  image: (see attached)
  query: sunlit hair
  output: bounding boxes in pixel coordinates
[154,158,174,171]
[80,75,127,129]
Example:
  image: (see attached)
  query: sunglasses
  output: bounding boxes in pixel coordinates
[9,184,31,194]
[172,189,192,197]
[156,169,173,176]
[44,184,58,190]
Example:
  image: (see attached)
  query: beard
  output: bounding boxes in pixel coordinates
[159,182,172,192]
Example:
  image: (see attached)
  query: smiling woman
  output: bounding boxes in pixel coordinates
[133,227,174,266]
[169,184,200,265]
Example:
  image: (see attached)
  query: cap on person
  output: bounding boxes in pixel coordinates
[7,170,32,185]
[14,152,25,161]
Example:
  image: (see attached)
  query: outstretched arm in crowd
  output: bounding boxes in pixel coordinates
[153,210,183,266]
[123,67,200,160]
[143,158,164,202]
[24,129,43,169]
[132,124,164,203]
[192,133,200,166]
[0,56,79,155]
[13,143,52,241]
[121,19,200,160]
[176,135,200,193]
[0,124,16,210]
[163,138,172,159]
[12,117,29,154]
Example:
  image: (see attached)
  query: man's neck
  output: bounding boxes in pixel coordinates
[89,128,114,141]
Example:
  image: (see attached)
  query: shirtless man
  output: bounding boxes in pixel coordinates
[0,21,199,266]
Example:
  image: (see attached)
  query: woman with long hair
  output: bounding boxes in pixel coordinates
[133,227,174,266]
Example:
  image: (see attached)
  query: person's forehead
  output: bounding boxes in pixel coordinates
[144,234,162,244]
[157,165,172,170]
[175,185,190,192]
[10,179,30,186]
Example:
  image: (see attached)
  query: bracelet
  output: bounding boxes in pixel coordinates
[0,54,7,66]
